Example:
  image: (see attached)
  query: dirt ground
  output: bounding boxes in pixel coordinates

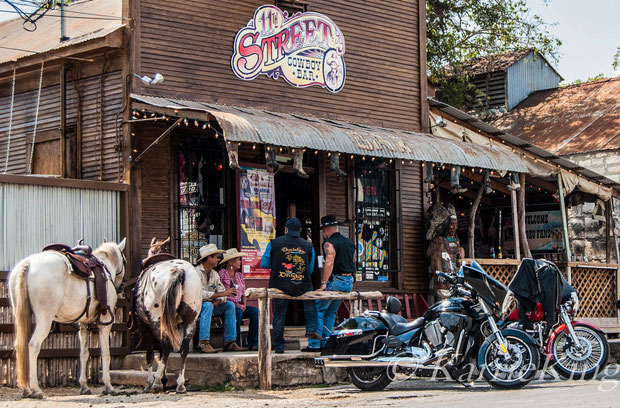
[1,366,620,408]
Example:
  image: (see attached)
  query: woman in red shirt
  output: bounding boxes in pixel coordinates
[218,248,259,350]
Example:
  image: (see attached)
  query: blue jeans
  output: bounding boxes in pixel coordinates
[235,305,259,348]
[199,300,236,343]
[308,275,353,349]
[272,299,318,353]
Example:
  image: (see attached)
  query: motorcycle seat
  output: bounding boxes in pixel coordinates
[391,317,425,336]
[379,312,424,335]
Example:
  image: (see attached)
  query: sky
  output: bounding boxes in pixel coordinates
[1,0,619,83]
[526,0,619,83]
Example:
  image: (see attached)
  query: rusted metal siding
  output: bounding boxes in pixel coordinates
[132,94,529,172]
[0,65,122,181]
[0,182,120,270]
[506,50,560,110]
[136,0,423,132]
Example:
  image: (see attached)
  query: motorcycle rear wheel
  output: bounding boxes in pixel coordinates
[347,367,392,391]
[481,334,539,389]
[551,325,608,380]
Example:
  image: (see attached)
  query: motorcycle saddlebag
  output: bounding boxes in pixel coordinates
[321,316,388,356]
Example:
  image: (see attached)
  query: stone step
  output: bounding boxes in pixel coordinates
[608,338,620,364]
[119,351,346,388]
[99,369,177,387]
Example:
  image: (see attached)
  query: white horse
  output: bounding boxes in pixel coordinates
[134,237,202,393]
[9,239,127,398]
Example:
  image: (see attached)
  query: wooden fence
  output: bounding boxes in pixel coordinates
[0,270,131,387]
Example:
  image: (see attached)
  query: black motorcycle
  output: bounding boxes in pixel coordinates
[315,261,540,391]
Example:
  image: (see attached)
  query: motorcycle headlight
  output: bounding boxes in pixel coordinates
[501,291,516,318]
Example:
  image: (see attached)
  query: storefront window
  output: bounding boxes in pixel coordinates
[177,136,227,264]
[354,161,397,282]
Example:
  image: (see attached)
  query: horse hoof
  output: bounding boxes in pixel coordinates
[101,388,117,396]
[21,390,32,398]
[151,383,163,393]
[143,385,152,393]
[27,391,44,399]
[176,385,186,394]
[80,387,92,395]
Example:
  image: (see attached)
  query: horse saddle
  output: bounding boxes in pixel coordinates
[43,243,110,317]
[141,253,176,270]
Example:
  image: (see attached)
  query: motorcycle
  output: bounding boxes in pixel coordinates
[500,258,609,380]
[315,260,540,391]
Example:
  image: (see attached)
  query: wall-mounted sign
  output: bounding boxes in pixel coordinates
[231,5,346,92]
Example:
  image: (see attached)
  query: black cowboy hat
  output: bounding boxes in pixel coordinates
[320,215,339,229]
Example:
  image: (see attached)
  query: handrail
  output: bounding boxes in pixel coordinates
[245,288,383,390]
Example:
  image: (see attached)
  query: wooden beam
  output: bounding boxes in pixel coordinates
[511,189,521,260]
[257,297,271,390]
[438,181,493,206]
[518,173,532,258]
[468,173,488,257]
[462,169,511,195]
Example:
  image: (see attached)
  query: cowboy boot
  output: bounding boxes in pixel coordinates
[484,170,493,194]
[293,150,309,178]
[507,172,521,191]
[329,153,347,179]
[450,166,467,194]
[226,142,242,172]
[423,163,434,183]
[265,148,282,172]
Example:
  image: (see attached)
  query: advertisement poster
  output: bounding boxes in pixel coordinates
[503,210,564,252]
[238,167,275,278]
[357,220,390,282]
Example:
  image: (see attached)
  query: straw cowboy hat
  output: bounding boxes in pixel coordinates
[219,248,248,267]
[195,243,225,265]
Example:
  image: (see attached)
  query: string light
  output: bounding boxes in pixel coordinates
[194,120,199,127]
[252,144,256,150]
[314,150,318,155]
[183,118,188,126]
[202,123,207,129]
[350,155,354,159]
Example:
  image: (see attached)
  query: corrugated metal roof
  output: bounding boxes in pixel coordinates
[0,0,123,65]
[429,97,620,195]
[444,49,563,80]
[132,94,529,173]
[488,77,620,155]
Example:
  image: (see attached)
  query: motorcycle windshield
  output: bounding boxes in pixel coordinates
[463,264,509,311]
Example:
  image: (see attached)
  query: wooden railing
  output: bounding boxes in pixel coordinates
[245,288,383,390]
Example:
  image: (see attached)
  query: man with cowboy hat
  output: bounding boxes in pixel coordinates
[306,215,355,351]
[195,244,245,352]
[261,217,320,353]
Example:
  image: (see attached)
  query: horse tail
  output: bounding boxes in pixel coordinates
[161,266,184,350]
[10,260,32,389]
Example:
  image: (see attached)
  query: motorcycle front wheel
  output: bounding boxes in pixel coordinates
[480,334,539,389]
[347,367,392,391]
[551,324,608,380]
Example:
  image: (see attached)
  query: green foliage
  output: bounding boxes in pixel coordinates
[613,47,620,71]
[565,73,606,86]
[427,0,561,105]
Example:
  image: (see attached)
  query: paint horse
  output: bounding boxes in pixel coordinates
[9,239,127,398]
[134,236,202,393]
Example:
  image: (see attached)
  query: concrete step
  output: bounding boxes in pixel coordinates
[120,351,346,388]
[99,369,177,387]
[608,339,620,364]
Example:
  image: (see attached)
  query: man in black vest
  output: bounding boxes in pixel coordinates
[261,217,320,353]
[306,215,355,351]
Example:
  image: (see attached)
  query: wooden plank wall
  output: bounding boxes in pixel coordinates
[136,0,423,132]
[0,53,122,181]
[135,122,173,259]
[326,155,348,222]
[400,163,426,292]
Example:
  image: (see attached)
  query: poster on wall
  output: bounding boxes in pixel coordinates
[503,210,564,252]
[231,5,346,93]
[357,220,390,282]
[238,167,276,278]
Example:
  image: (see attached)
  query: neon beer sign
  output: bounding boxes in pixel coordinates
[231,5,346,92]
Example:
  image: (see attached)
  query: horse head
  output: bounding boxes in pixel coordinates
[148,236,170,257]
[94,238,127,290]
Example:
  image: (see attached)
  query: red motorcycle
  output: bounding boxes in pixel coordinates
[500,259,609,380]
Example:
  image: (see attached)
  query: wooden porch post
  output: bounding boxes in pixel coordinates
[511,188,521,260]
[467,172,488,258]
[518,174,531,258]
[557,173,572,282]
[611,196,620,264]
[258,295,271,390]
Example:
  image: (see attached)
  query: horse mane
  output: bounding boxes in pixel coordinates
[94,242,122,272]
